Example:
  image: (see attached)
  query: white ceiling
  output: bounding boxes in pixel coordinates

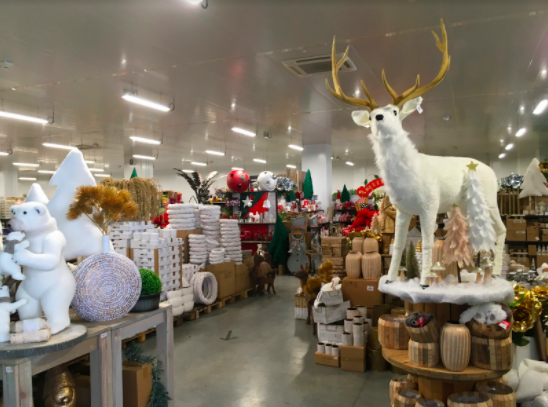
[0,0,547,178]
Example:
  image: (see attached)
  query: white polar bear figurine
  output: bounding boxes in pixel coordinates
[0,286,27,342]
[0,231,29,280]
[8,202,76,334]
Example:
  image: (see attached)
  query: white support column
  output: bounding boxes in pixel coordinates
[302,144,332,209]
[124,159,154,179]
[0,165,19,198]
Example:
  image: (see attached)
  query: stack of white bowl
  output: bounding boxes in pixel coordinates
[220,219,243,264]
[188,234,208,265]
[167,203,198,230]
[199,206,221,258]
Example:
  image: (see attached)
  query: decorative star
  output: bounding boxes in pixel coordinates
[243,197,253,207]
[266,180,271,185]
[466,161,478,171]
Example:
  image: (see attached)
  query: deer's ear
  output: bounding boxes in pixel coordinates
[351,110,371,127]
[400,97,423,120]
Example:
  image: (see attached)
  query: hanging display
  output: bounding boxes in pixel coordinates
[255,171,278,192]
[226,169,250,193]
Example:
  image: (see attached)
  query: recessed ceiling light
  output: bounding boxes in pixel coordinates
[231,127,256,137]
[542,69,547,75]
[13,162,39,167]
[519,105,525,114]
[533,99,548,115]
[443,115,451,121]
[205,150,225,156]
[19,177,37,181]
[345,149,348,153]
[253,158,266,163]
[132,154,156,160]
[286,164,296,169]
[43,142,76,150]
[331,156,333,160]
[94,174,111,178]
[499,153,506,159]
[231,167,244,171]
[88,168,104,172]
[505,143,514,151]
[0,111,48,124]
[288,126,292,132]
[191,161,207,166]
[516,128,527,137]
[11,88,15,91]
[38,170,56,174]
[345,161,354,166]
[129,136,161,145]
[288,144,303,151]
[121,59,127,64]
[186,0,202,4]
[122,93,171,112]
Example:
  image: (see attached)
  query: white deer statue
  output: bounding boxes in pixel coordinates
[327,19,505,285]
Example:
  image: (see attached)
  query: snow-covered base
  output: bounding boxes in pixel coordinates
[379,274,514,305]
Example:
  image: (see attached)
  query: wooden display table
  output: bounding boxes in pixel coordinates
[383,348,509,403]
[0,303,173,407]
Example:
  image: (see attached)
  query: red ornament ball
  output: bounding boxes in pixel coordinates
[227,170,250,192]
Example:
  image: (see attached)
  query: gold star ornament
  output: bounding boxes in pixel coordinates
[466,161,478,171]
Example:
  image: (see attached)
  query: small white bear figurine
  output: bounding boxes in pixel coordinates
[0,286,27,342]
[0,231,29,281]
[459,302,507,325]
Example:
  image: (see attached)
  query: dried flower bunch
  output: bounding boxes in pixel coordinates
[67,185,139,235]
[99,177,161,221]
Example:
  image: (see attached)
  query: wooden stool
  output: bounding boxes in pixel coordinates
[394,389,422,407]
[390,378,411,402]
[477,382,516,407]
[447,392,492,407]
[415,399,445,407]
[379,315,409,350]
[409,340,439,368]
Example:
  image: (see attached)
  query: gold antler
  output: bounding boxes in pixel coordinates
[383,19,451,108]
[325,37,378,110]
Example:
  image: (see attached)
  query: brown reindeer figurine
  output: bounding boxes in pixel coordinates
[251,253,277,296]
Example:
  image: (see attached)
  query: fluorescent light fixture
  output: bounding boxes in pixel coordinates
[345,161,355,166]
[84,160,95,164]
[19,177,37,181]
[288,144,304,151]
[516,127,527,137]
[186,0,202,4]
[499,153,506,159]
[533,99,548,115]
[182,170,194,173]
[132,154,156,160]
[94,174,111,178]
[88,168,104,172]
[505,143,514,151]
[13,162,39,167]
[191,161,207,166]
[42,143,76,150]
[0,152,9,156]
[129,136,161,145]
[231,167,244,171]
[0,111,48,124]
[253,158,266,163]
[38,170,56,174]
[122,93,170,112]
[205,150,225,156]
[231,127,256,137]
[286,164,296,169]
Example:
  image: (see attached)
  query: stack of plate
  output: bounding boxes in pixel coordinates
[167,204,198,230]
[188,234,208,265]
[220,219,243,264]
[199,206,221,260]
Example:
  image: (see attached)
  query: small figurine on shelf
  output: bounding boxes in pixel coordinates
[0,286,27,342]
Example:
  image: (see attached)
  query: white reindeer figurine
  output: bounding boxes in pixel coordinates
[327,19,505,286]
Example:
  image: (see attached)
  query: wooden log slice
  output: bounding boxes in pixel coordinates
[447,392,493,407]
[407,319,439,343]
[379,315,410,350]
[470,336,512,371]
[477,381,515,407]
[409,340,440,368]
[390,378,412,402]
[415,399,445,407]
[394,389,422,407]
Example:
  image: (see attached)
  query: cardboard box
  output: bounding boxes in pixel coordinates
[538,255,548,266]
[316,289,344,306]
[235,263,252,293]
[314,351,340,367]
[529,245,538,256]
[205,261,236,299]
[317,321,345,344]
[322,256,344,266]
[74,375,91,407]
[321,236,346,247]
[340,345,366,372]
[527,226,540,242]
[176,228,202,263]
[506,217,527,231]
[507,229,526,241]
[122,361,153,407]
[543,234,548,242]
[313,300,350,324]
[511,255,530,269]
[342,277,383,309]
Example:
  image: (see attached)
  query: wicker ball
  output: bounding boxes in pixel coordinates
[363,237,379,253]
[72,253,141,322]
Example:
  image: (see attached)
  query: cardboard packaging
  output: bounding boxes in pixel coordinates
[507,229,526,241]
[529,245,538,256]
[314,351,340,367]
[235,263,251,293]
[511,255,530,269]
[316,289,344,306]
[123,361,153,407]
[205,261,236,299]
[342,277,383,309]
[506,217,526,231]
[317,321,345,344]
[340,345,367,372]
[313,300,350,324]
[176,228,202,263]
[527,225,540,242]
[537,255,548,266]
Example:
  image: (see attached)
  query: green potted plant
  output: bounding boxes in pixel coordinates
[131,268,162,312]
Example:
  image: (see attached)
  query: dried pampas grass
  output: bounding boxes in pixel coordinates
[99,177,161,221]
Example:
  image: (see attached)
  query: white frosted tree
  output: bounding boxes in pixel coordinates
[465,163,496,253]
[519,158,548,198]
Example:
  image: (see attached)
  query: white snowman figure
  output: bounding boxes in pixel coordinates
[0,231,29,281]
[256,171,278,192]
[0,286,27,342]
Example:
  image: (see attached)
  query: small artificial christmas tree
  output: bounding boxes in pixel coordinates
[370,213,380,232]
[405,241,420,280]
[465,162,497,253]
[400,247,407,267]
[519,158,548,198]
[269,215,289,265]
[443,205,472,268]
[303,169,314,199]
[287,190,297,202]
[130,167,138,179]
[341,185,351,203]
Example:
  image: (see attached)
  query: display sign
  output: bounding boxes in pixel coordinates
[357,178,384,197]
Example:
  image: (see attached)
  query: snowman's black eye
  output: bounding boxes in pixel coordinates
[393,110,397,116]
[23,211,27,215]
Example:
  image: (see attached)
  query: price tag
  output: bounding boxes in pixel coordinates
[101,333,108,339]
[5,367,12,373]
[367,286,374,292]
[498,320,510,330]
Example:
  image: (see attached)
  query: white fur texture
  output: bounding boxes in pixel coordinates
[352,97,505,284]
[0,298,27,342]
[0,232,28,281]
[459,302,506,324]
[11,202,76,334]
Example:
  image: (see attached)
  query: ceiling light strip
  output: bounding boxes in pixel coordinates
[122,94,170,112]
[129,136,161,145]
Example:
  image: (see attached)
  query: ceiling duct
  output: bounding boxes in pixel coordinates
[282,52,356,77]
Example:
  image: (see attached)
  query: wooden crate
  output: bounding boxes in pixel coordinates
[322,256,344,266]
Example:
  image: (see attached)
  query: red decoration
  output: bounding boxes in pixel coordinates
[227,170,250,193]
[357,178,384,197]
[248,193,269,215]
[351,208,379,229]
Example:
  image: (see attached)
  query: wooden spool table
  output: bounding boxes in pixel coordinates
[383,348,510,404]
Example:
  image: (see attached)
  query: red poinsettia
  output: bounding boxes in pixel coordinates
[351,207,379,229]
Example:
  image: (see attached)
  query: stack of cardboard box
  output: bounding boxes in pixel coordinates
[110,221,155,258]
[313,288,350,350]
[321,236,348,277]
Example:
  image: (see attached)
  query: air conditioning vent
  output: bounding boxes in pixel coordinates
[283,52,356,77]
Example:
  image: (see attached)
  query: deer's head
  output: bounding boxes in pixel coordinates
[327,19,450,137]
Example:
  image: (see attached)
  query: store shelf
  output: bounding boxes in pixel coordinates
[239,222,276,225]
[506,240,545,244]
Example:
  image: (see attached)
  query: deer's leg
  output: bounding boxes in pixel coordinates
[490,206,506,275]
[386,211,412,281]
[419,209,438,286]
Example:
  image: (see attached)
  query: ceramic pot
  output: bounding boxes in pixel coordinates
[362,252,382,279]
[363,237,379,253]
[440,321,471,372]
[346,251,362,278]
[130,293,161,313]
[352,237,365,254]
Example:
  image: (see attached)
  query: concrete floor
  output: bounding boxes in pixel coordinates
[143,275,396,406]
